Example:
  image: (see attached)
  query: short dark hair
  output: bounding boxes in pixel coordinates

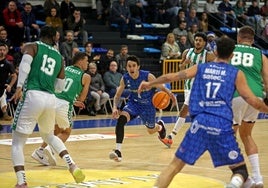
[216,36,235,59]
[194,32,207,42]
[40,26,56,40]
[72,52,88,64]
[126,55,140,66]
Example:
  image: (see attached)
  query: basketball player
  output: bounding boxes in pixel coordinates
[11,26,85,188]
[138,36,268,188]
[31,52,91,166]
[160,32,215,148]
[231,25,268,187]
[109,55,176,162]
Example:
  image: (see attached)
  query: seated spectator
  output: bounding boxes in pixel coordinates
[217,0,236,28]
[181,0,198,14]
[160,33,181,61]
[45,7,63,37]
[199,12,208,32]
[178,35,191,54]
[204,0,218,14]
[172,19,188,43]
[44,0,60,17]
[84,42,100,64]
[87,62,109,115]
[103,61,130,99]
[110,0,136,38]
[206,31,217,52]
[260,0,268,17]
[115,45,129,74]
[187,23,198,46]
[21,2,40,42]
[60,30,78,66]
[2,1,24,47]
[0,29,13,53]
[65,9,88,46]
[185,8,199,30]
[98,49,116,76]
[162,0,180,18]
[53,30,62,51]
[60,0,76,25]
[233,0,247,27]
[128,0,146,23]
[96,0,111,23]
[246,0,261,28]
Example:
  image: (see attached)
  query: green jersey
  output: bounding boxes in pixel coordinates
[25,41,62,94]
[56,65,84,105]
[231,44,263,98]
[184,48,208,90]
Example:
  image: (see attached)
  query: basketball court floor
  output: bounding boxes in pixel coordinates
[0,111,267,187]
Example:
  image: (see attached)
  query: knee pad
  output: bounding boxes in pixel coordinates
[117,115,127,127]
[231,164,248,182]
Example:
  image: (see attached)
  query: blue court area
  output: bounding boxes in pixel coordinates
[1,113,267,134]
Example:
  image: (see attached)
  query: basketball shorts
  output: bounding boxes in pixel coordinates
[175,116,244,167]
[12,90,56,135]
[123,100,156,129]
[232,96,260,125]
[55,98,73,129]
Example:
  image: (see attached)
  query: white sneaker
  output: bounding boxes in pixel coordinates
[242,177,256,188]
[31,149,49,166]
[44,146,57,166]
[253,176,263,188]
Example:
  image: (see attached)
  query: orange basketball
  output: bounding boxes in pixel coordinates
[152,91,170,110]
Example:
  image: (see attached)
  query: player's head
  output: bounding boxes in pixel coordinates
[237,25,255,45]
[72,51,88,71]
[194,32,207,50]
[40,26,57,45]
[126,55,140,77]
[215,36,235,59]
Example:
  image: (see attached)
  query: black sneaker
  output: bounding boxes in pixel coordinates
[109,149,122,162]
[157,120,166,139]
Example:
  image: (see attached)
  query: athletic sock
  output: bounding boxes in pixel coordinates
[16,170,26,185]
[248,154,262,179]
[63,154,75,167]
[170,117,185,139]
[116,143,122,151]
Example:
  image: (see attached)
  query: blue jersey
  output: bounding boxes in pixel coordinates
[189,62,239,124]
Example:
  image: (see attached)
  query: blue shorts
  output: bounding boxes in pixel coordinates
[175,115,244,167]
[123,100,156,129]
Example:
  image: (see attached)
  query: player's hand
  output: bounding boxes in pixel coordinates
[169,93,177,106]
[138,81,151,94]
[112,108,119,119]
[74,101,85,109]
[10,87,22,104]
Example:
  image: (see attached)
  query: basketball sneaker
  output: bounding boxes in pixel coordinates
[252,176,263,188]
[225,183,240,188]
[44,146,57,166]
[159,135,173,148]
[69,164,85,183]
[241,177,256,188]
[15,183,28,188]
[157,120,166,139]
[31,148,49,166]
[109,149,122,162]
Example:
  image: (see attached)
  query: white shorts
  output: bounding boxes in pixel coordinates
[232,96,260,125]
[55,98,72,130]
[13,90,56,135]
[0,91,7,109]
[184,90,191,106]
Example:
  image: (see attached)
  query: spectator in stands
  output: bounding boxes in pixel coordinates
[199,12,208,32]
[160,33,181,61]
[170,9,186,30]
[206,31,217,52]
[65,9,88,46]
[232,0,247,27]
[12,42,25,67]
[172,19,188,42]
[259,16,268,38]
[98,49,116,76]
[21,2,40,42]
[204,0,218,14]
[115,45,130,74]
[96,0,111,22]
[246,0,261,29]
[178,35,191,54]
[128,0,146,23]
[0,29,13,53]
[185,8,199,30]
[217,0,236,28]
[187,23,198,46]
[60,30,78,66]
[87,62,109,115]
[84,42,100,64]
[0,43,17,121]
[181,0,198,14]
[110,0,136,38]
[60,0,76,25]
[162,0,181,18]
[45,7,63,37]
[53,30,61,51]
[260,0,268,17]
[103,61,130,99]
[44,0,60,17]
[2,1,24,47]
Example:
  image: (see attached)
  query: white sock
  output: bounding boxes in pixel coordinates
[116,143,122,151]
[62,154,75,167]
[170,117,185,139]
[16,170,26,185]
[248,154,261,179]
[230,175,243,187]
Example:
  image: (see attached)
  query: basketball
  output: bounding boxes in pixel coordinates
[152,91,170,110]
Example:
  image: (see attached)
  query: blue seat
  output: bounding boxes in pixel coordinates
[142,23,154,29]
[36,20,46,26]
[143,47,161,53]
[141,35,159,40]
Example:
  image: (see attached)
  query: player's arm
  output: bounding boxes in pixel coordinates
[54,58,65,93]
[113,77,125,109]
[179,49,191,68]
[75,73,91,108]
[236,70,268,113]
[206,51,216,62]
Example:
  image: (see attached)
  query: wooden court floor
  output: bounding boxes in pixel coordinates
[0,112,267,187]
